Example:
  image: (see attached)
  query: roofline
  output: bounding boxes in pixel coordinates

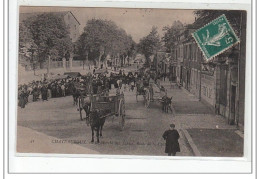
[68,11,80,25]
[20,11,81,25]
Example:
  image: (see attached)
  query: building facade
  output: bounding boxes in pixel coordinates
[61,12,80,43]
[173,29,203,99]
[172,21,246,127]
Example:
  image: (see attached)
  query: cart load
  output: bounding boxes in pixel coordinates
[78,93,126,130]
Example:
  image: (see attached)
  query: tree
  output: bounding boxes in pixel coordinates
[75,19,135,67]
[19,22,35,57]
[23,13,73,67]
[137,26,161,63]
[162,21,184,53]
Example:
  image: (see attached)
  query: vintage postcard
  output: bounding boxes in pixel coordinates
[17,6,247,158]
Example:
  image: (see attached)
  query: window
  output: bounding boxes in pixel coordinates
[191,69,194,85]
[219,65,228,105]
[184,45,187,59]
[187,45,189,59]
[189,44,192,60]
[180,46,183,58]
[193,44,196,61]
[196,46,199,61]
[183,45,185,59]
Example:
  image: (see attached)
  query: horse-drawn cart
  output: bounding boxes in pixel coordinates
[136,79,167,108]
[78,93,126,130]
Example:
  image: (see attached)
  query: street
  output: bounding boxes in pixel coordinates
[17,84,193,156]
[17,75,243,157]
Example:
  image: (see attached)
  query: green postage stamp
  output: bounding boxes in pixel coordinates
[192,14,240,60]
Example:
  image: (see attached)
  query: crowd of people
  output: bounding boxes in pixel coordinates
[18,68,172,112]
[18,78,76,108]
[17,70,137,109]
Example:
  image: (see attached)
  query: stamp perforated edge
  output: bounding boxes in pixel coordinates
[192,14,240,61]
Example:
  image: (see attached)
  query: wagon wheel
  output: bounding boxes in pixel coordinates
[118,98,126,130]
[144,89,150,108]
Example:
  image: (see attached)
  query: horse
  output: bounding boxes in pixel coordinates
[164,96,173,113]
[82,100,91,124]
[88,109,109,143]
[162,96,173,113]
[72,88,80,106]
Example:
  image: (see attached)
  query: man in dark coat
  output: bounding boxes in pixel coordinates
[41,85,48,101]
[18,89,26,108]
[32,87,39,102]
[162,124,180,156]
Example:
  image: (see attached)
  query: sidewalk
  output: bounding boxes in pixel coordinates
[160,79,214,114]
[161,79,244,157]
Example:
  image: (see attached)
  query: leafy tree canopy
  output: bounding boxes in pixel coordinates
[137,26,161,61]
[23,13,73,62]
[162,20,184,52]
[75,19,135,62]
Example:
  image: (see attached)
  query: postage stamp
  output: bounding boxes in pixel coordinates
[192,14,240,60]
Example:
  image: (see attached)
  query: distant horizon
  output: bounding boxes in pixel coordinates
[20,6,195,43]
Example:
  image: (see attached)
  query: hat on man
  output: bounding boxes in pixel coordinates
[170,124,175,128]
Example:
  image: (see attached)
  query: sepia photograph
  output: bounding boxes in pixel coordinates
[17,6,247,157]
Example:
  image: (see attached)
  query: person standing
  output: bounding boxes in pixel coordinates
[130,81,135,92]
[163,73,166,81]
[47,84,52,98]
[18,88,26,108]
[161,94,167,112]
[41,85,48,101]
[61,83,66,97]
[162,124,180,156]
[32,86,38,102]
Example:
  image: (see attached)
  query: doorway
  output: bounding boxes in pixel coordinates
[180,66,183,85]
[187,69,191,91]
[229,85,236,125]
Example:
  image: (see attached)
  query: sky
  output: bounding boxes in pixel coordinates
[20,6,195,43]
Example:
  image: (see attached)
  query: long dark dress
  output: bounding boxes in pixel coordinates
[41,86,48,100]
[51,86,56,98]
[162,129,180,154]
[18,91,26,108]
[32,88,39,102]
